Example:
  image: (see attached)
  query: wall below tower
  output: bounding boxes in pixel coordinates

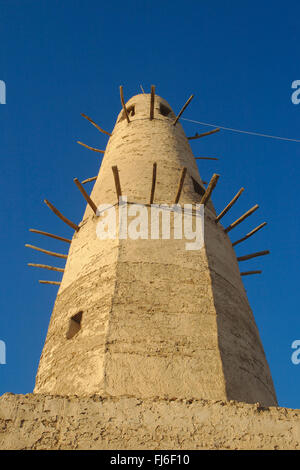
[0,393,299,450]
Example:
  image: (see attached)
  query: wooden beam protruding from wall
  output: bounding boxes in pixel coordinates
[120,86,130,123]
[237,250,270,262]
[240,271,262,276]
[81,113,111,136]
[188,128,220,140]
[150,162,157,204]
[112,166,122,201]
[173,95,194,126]
[224,204,259,233]
[44,199,80,232]
[195,157,219,160]
[25,244,68,259]
[215,188,245,223]
[74,178,98,214]
[81,176,97,185]
[29,229,71,244]
[174,167,187,204]
[200,173,220,206]
[232,222,267,247]
[77,141,105,154]
[150,85,155,120]
[28,263,64,272]
[39,280,61,285]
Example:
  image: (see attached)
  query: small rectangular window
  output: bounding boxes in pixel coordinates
[66,311,83,339]
[159,103,172,117]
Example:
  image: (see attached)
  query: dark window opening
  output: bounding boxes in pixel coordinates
[118,105,135,122]
[66,311,83,339]
[159,103,172,117]
[191,176,205,197]
[127,105,135,117]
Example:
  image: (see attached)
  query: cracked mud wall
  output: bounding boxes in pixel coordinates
[0,393,298,450]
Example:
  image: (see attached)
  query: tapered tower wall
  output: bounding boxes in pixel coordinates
[34,93,277,406]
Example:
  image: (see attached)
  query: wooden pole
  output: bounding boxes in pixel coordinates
[215,188,245,223]
[81,113,111,136]
[28,263,64,272]
[81,176,97,184]
[241,271,262,276]
[74,178,98,214]
[39,280,61,286]
[174,167,187,204]
[200,173,220,205]
[120,86,130,123]
[150,85,155,120]
[112,166,122,201]
[232,222,267,247]
[188,128,220,140]
[25,244,68,259]
[224,204,259,233]
[173,95,194,126]
[237,250,270,262]
[77,141,105,154]
[150,162,157,204]
[29,229,71,244]
[195,157,219,160]
[44,199,80,232]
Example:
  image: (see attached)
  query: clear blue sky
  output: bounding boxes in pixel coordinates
[0,0,299,408]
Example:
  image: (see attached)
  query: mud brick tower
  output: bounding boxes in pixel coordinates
[31,88,277,407]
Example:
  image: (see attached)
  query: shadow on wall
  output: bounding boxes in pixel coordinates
[204,215,278,407]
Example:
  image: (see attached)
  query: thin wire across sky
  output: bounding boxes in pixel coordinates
[182,118,300,143]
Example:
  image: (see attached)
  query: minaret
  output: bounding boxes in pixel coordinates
[32,89,277,406]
